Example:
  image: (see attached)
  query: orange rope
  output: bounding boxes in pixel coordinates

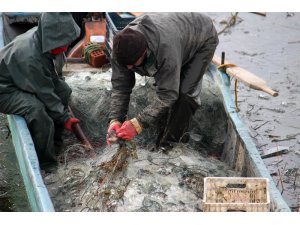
[217,63,240,112]
[217,63,237,70]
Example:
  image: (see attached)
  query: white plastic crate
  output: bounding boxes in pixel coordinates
[203,177,270,212]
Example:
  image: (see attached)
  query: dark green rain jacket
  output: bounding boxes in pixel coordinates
[109,12,218,128]
[0,12,80,123]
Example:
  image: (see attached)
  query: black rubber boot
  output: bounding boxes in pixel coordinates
[160,95,198,144]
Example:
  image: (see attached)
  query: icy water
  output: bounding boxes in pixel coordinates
[208,12,300,210]
[0,114,30,211]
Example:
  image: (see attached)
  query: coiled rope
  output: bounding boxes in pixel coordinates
[83,42,101,64]
[217,63,240,112]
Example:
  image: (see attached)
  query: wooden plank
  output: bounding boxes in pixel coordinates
[251,12,267,17]
[63,62,102,74]
[261,146,289,159]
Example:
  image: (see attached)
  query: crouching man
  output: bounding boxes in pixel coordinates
[107,13,219,151]
[0,12,81,167]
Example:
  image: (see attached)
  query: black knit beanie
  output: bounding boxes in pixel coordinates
[113,28,147,65]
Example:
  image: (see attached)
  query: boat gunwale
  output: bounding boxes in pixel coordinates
[208,64,290,212]
[7,115,54,212]
[4,64,291,212]
[5,64,291,212]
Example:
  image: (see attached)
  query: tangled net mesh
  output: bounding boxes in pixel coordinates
[43,70,236,212]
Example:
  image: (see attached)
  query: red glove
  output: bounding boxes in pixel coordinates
[116,120,138,141]
[106,120,121,145]
[64,117,80,131]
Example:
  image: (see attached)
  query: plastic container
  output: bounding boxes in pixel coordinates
[104,12,136,59]
[203,177,270,212]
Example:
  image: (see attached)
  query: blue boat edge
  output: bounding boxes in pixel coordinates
[7,115,54,212]
[209,64,290,212]
[6,64,290,212]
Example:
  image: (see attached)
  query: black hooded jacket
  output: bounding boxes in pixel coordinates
[109,13,218,128]
[0,12,80,123]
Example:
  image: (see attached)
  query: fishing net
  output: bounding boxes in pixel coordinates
[43,69,235,211]
[65,70,158,148]
[46,143,237,212]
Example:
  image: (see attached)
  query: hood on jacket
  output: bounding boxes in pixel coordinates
[36,12,80,53]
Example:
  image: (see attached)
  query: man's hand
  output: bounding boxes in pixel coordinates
[64,117,80,132]
[116,118,142,141]
[106,120,122,145]
[116,121,138,141]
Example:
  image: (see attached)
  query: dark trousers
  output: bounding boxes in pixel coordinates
[0,78,71,163]
[157,38,217,146]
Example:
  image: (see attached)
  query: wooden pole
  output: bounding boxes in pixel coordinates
[212,54,278,97]
[68,106,95,156]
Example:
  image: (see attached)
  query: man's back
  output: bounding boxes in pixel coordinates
[128,12,217,67]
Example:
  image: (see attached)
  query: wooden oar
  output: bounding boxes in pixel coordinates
[212,55,278,97]
[68,106,96,157]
